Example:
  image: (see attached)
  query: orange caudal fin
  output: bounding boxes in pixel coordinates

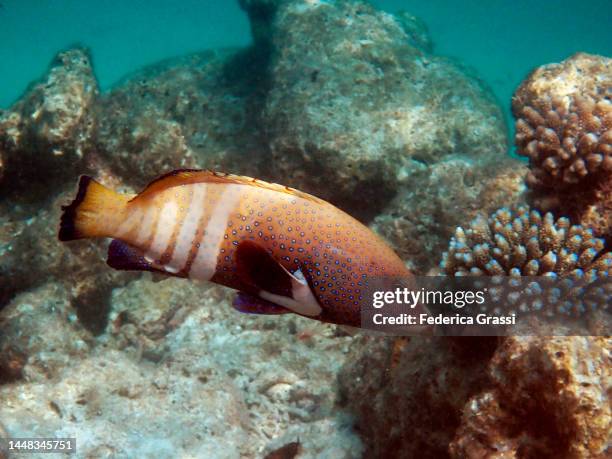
[58,176,130,241]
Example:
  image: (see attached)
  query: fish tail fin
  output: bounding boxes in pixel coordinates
[59,176,130,241]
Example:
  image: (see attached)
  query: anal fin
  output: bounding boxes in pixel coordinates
[232,292,290,315]
[107,239,185,277]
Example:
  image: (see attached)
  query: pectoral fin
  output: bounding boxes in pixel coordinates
[235,240,293,296]
[235,240,322,317]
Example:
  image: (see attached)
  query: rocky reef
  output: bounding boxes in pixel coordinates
[0,279,361,457]
[450,335,610,458]
[0,0,512,316]
[0,0,609,458]
[372,157,527,273]
[260,0,508,220]
[0,49,98,206]
[336,50,611,459]
[339,334,610,458]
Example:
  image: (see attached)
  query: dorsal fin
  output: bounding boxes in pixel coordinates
[130,169,327,204]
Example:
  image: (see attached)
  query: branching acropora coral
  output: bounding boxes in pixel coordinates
[514,94,612,188]
[512,53,612,189]
[441,206,611,316]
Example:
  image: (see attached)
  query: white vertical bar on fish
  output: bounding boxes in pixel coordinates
[148,200,179,259]
[168,184,207,272]
[190,185,243,281]
[134,206,157,246]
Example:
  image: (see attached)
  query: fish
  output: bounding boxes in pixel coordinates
[263,440,302,459]
[58,169,415,327]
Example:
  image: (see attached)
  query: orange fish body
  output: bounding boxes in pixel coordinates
[59,170,412,326]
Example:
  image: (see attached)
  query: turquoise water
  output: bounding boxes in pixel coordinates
[1,1,611,115]
[375,0,612,124]
[0,0,250,107]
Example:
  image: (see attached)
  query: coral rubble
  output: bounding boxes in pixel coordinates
[0,278,362,458]
[0,283,92,384]
[513,53,612,242]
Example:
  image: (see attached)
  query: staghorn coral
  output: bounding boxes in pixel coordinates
[441,206,611,317]
[513,53,612,189]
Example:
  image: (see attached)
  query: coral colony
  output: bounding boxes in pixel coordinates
[513,53,612,241]
[514,54,612,189]
[441,206,611,316]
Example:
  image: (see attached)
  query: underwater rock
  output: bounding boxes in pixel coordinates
[94,50,268,191]
[0,283,93,383]
[0,347,249,458]
[372,157,527,273]
[513,53,612,241]
[339,334,611,458]
[91,0,507,223]
[0,277,362,457]
[261,417,362,459]
[0,191,134,332]
[450,335,611,458]
[393,10,433,53]
[338,335,497,458]
[260,0,508,219]
[238,0,290,48]
[0,48,98,204]
[532,171,612,247]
